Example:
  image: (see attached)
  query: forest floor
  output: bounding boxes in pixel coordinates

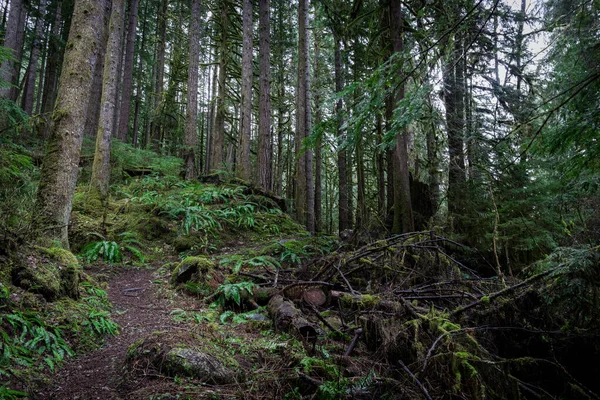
[35,264,189,400]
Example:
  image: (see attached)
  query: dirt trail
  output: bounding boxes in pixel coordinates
[35,267,174,400]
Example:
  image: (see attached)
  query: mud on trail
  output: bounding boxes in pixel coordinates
[36,266,179,400]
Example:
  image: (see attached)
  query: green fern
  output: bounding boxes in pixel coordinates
[213,281,257,307]
[0,385,27,399]
[80,240,121,263]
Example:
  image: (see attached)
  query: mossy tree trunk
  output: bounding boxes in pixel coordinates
[390,0,414,234]
[184,0,201,180]
[90,0,126,206]
[32,0,110,249]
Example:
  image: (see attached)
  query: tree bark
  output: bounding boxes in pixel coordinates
[41,0,64,133]
[334,33,349,233]
[236,0,252,182]
[152,0,167,150]
[116,0,140,143]
[184,0,201,180]
[32,0,110,248]
[257,0,272,191]
[209,3,227,173]
[0,0,24,99]
[313,36,322,233]
[22,0,47,115]
[444,35,467,230]
[295,0,314,233]
[90,0,126,205]
[390,0,414,233]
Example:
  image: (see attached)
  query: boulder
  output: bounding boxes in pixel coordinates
[126,332,241,384]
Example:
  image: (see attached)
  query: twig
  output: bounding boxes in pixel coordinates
[398,359,433,400]
[451,267,559,318]
[334,260,357,294]
[298,372,322,387]
[344,328,363,357]
[307,304,342,335]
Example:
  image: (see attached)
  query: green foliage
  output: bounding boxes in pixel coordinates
[0,311,73,377]
[0,143,36,231]
[213,281,257,307]
[82,310,119,336]
[220,255,281,273]
[110,141,183,177]
[80,232,144,264]
[0,384,27,399]
[536,245,600,329]
[81,240,121,263]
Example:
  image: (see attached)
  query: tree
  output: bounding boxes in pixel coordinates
[184,0,201,180]
[116,0,140,143]
[32,0,110,248]
[90,0,126,207]
[295,0,314,233]
[0,0,24,99]
[236,0,252,182]
[209,0,228,174]
[21,0,47,115]
[257,0,272,191]
[389,0,414,233]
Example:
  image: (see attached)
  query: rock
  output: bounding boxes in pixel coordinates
[164,348,237,384]
[12,246,81,301]
[126,332,241,384]
[171,256,219,285]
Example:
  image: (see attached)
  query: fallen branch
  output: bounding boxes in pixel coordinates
[451,267,559,318]
[398,359,433,400]
[344,328,363,357]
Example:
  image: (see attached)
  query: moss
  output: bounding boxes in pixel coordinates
[171,256,219,285]
[40,246,79,267]
[172,234,206,253]
[480,295,490,304]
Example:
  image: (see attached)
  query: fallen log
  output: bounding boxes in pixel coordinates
[267,295,318,342]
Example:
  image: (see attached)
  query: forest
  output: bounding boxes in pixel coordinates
[0,0,599,398]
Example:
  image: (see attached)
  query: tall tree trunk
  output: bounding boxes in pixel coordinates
[152,0,167,150]
[353,42,366,230]
[376,114,386,224]
[257,0,272,190]
[83,21,107,138]
[237,0,252,181]
[205,60,217,174]
[116,0,140,142]
[334,33,349,233]
[210,4,227,173]
[184,0,201,180]
[295,0,314,232]
[91,0,126,205]
[9,3,26,102]
[444,35,467,230]
[22,0,47,115]
[41,0,63,130]
[390,0,414,233]
[32,0,110,248]
[313,37,322,234]
[0,0,24,99]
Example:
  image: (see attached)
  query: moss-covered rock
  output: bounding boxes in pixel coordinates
[126,332,242,384]
[172,234,206,253]
[12,246,81,301]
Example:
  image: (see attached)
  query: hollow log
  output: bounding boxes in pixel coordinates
[267,295,318,341]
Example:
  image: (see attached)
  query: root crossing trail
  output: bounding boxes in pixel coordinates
[36,267,174,400]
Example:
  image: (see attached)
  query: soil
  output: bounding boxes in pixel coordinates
[34,266,183,400]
